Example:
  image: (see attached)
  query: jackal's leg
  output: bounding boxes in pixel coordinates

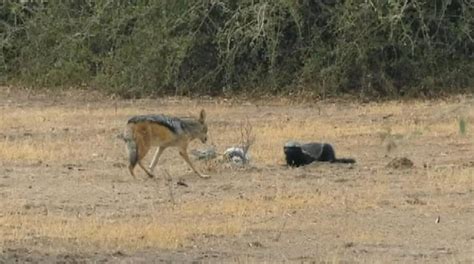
[138,161,155,178]
[149,147,166,172]
[128,164,137,179]
[136,135,155,178]
[179,147,210,179]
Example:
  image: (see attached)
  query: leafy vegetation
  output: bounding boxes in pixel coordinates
[1,1,472,98]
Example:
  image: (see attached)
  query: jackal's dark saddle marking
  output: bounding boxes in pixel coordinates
[128,115,184,134]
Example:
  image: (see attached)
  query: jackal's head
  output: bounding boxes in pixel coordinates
[196,109,208,143]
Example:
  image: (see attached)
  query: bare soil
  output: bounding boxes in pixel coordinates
[0,87,472,263]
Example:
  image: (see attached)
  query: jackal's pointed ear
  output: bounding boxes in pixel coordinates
[199,109,206,123]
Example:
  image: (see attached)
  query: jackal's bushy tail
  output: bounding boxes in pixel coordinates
[123,124,138,169]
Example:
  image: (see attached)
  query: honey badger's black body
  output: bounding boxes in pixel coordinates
[284,141,355,167]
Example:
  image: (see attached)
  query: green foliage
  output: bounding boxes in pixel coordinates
[0,0,472,97]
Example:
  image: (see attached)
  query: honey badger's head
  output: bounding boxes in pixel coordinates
[284,141,306,167]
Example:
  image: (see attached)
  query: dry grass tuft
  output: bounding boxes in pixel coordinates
[0,213,244,251]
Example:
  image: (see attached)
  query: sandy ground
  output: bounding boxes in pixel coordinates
[0,87,472,263]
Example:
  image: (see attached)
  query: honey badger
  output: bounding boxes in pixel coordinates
[284,141,355,167]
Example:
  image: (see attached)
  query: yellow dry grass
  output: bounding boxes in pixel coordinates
[0,187,391,253]
[0,213,244,251]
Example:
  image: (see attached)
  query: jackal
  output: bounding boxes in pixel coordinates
[123,109,209,178]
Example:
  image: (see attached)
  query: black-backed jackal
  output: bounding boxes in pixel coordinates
[123,109,209,178]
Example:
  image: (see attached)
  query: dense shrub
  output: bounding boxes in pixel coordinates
[0,0,472,98]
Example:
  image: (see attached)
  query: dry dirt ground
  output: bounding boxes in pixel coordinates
[0,87,472,263]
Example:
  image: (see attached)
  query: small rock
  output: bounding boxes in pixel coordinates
[386,157,414,169]
[177,180,188,187]
[344,242,355,248]
[248,241,264,248]
[112,162,126,168]
[112,251,126,257]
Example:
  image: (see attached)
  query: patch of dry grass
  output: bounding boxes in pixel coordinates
[0,184,393,253]
[0,139,77,162]
[0,194,314,252]
[0,213,245,251]
[425,166,473,194]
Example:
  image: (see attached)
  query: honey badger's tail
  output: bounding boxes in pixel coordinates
[332,158,356,164]
[123,124,138,177]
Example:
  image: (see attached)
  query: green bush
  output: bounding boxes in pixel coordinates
[0,0,472,98]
